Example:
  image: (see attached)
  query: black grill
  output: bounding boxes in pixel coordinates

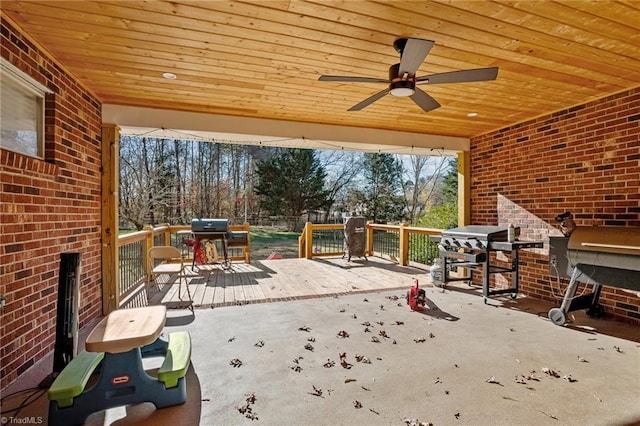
[191,218,229,237]
[431,225,543,301]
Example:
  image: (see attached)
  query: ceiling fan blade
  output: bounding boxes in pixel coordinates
[398,38,434,76]
[319,75,389,83]
[416,67,499,84]
[410,88,441,112]
[348,89,389,111]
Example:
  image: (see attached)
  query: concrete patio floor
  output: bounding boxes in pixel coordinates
[2,278,639,426]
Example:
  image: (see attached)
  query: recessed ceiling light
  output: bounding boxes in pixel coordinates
[467,112,478,117]
[162,72,177,80]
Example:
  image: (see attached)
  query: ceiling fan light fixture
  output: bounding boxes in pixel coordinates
[389,80,415,97]
[390,87,415,97]
[162,72,177,80]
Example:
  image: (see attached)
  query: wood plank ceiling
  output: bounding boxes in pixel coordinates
[2,1,640,139]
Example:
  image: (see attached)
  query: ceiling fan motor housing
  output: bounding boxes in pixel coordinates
[389,63,415,96]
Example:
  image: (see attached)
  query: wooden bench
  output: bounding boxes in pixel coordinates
[157,331,192,388]
[48,351,104,408]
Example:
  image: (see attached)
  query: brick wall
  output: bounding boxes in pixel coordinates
[470,87,640,323]
[1,18,103,390]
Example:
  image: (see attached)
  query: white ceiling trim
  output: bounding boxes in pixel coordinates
[103,105,468,156]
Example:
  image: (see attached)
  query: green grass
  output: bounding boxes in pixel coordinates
[250,228,301,259]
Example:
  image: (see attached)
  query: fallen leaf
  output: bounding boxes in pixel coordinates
[542,368,560,378]
[414,338,426,343]
[455,412,460,419]
[577,356,588,363]
[371,336,380,343]
[323,359,335,368]
[355,354,371,364]
[613,346,624,353]
[363,298,369,302]
[344,378,356,383]
[361,386,371,391]
[485,376,503,386]
[307,337,316,342]
[395,321,405,325]
[308,385,323,397]
[290,365,302,372]
[369,408,380,415]
[353,400,362,409]
[254,341,265,347]
[429,332,435,338]
[229,358,243,368]
[304,343,314,351]
[337,330,350,338]
[562,374,577,383]
[228,336,236,342]
[379,330,389,338]
[362,321,372,327]
[298,326,311,332]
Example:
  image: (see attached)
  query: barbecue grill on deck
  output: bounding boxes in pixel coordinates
[548,226,640,325]
[191,219,248,268]
[431,226,543,302]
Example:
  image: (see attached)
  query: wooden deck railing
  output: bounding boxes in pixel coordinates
[117,221,440,307]
[117,223,251,305]
[298,222,442,267]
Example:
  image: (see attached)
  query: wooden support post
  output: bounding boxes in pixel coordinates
[101,124,120,315]
[304,222,314,259]
[143,225,153,281]
[366,221,374,256]
[458,150,471,227]
[243,222,251,263]
[399,223,409,266]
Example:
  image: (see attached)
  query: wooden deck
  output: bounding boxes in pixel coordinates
[146,256,432,309]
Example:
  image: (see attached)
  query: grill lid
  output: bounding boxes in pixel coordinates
[191,218,229,233]
[442,225,509,241]
[568,226,640,257]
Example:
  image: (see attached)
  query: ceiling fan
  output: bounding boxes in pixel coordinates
[318,38,498,112]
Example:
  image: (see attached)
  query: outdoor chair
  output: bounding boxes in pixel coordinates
[148,246,193,311]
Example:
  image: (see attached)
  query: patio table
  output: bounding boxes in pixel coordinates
[48,306,189,426]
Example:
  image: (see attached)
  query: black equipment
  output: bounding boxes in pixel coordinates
[40,253,82,388]
[431,226,543,302]
[191,219,248,268]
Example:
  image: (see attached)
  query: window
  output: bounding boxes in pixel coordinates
[1,58,51,158]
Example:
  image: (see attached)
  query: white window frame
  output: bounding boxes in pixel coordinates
[1,57,52,159]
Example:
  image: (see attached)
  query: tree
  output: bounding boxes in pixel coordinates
[357,153,406,223]
[417,157,458,229]
[253,149,330,227]
[442,157,458,204]
[319,151,362,222]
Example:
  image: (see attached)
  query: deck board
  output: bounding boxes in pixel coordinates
[149,256,431,308]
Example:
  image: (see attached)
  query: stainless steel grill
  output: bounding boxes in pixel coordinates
[432,225,543,302]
